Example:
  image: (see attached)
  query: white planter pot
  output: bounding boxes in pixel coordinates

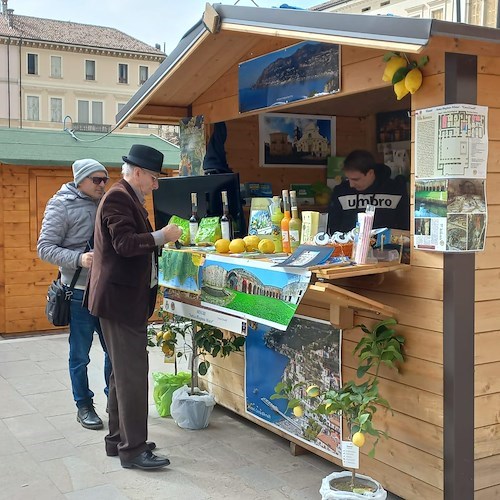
[170,385,216,430]
[320,471,387,500]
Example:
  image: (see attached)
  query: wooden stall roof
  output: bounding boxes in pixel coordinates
[0,128,180,169]
[116,3,500,127]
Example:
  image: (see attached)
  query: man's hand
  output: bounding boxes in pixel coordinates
[80,251,94,268]
[161,224,183,243]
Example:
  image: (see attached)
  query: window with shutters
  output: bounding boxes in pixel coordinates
[50,98,63,122]
[27,96,40,121]
[139,66,149,85]
[85,60,96,81]
[118,63,128,84]
[27,53,38,75]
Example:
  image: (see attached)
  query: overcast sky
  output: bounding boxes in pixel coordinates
[11,1,322,54]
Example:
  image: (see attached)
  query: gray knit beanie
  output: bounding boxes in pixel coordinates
[72,159,108,186]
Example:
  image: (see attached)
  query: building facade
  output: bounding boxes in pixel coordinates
[0,2,166,134]
[312,0,498,27]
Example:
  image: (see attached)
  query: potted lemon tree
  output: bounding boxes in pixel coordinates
[272,318,404,499]
[148,307,245,429]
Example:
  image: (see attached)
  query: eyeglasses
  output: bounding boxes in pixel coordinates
[88,176,109,185]
[141,168,160,182]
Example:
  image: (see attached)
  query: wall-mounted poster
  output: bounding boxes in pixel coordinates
[259,113,336,168]
[414,104,488,252]
[238,41,340,113]
[245,316,342,460]
[414,178,487,251]
[179,115,205,177]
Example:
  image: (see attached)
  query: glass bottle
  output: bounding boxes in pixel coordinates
[270,195,283,253]
[289,190,302,252]
[189,192,199,245]
[281,190,291,253]
[220,190,233,240]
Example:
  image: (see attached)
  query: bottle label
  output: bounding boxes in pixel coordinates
[282,230,289,243]
[189,222,198,244]
[290,230,300,250]
[221,221,231,241]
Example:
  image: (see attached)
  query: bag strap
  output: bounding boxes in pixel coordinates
[63,239,93,291]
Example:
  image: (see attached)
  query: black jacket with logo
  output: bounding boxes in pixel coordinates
[327,164,410,234]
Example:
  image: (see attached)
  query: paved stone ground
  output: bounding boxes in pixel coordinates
[0,332,402,499]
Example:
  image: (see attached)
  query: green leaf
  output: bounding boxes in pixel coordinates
[198,360,210,376]
[383,51,400,62]
[357,364,371,378]
[418,55,429,67]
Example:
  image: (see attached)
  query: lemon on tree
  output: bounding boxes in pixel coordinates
[352,431,366,448]
[293,405,304,417]
[306,385,320,397]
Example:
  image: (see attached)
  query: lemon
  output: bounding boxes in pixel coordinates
[215,238,231,253]
[293,406,304,417]
[162,344,174,356]
[306,385,320,397]
[156,331,163,341]
[394,79,410,100]
[243,235,260,251]
[258,239,275,254]
[382,56,407,82]
[163,330,173,341]
[229,238,246,254]
[404,67,423,94]
[352,431,366,448]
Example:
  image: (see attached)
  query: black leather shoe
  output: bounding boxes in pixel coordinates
[121,450,170,470]
[76,405,103,430]
[106,441,157,457]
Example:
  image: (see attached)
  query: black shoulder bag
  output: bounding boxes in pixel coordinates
[45,267,82,327]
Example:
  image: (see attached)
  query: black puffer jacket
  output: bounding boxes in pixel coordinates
[327,164,409,233]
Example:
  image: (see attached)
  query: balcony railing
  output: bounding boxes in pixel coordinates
[72,123,112,133]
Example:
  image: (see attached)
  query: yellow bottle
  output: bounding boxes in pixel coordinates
[270,195,284,253]
[289,190,301,252]
[281,190,291,253]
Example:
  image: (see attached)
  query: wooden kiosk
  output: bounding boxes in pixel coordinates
[116,5,500,499]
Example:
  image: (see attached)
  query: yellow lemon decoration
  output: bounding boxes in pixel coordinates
[293,406,304,417]
[228,238,246,254]
[352,431,366,448]
[306,385,320,398]
[215,238,231,254]
[243,235,260,251]
[394,79,410,100]
[404,67,423,94]
[382,56,407,82]
[258,239,275,254]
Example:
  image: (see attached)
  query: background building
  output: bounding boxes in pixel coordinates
[312,0,498,26]
[0,1,176,138]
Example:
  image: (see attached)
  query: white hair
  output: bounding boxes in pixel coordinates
[121,162,139,177]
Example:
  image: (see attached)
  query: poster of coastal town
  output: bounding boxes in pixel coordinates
[200,254,311,330]
[238,41,340,113]
[245,316,342,459]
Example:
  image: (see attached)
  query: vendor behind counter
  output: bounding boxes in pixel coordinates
[327,149,410,234]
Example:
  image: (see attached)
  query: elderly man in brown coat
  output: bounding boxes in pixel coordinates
[88,144,182,470]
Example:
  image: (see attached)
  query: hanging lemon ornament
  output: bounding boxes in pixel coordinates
[382,55,407,82]
[394,79,410,100]
[405,67,423,94]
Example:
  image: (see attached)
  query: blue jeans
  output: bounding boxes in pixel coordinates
[69,289,111,408]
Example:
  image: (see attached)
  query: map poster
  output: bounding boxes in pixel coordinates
[245,316,342,460]
[415,104,488,179]
[414,178,487,252]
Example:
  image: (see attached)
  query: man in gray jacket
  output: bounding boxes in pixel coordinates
[38,159,111,430]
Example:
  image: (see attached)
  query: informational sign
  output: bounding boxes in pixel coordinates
[179,115,205,177]
[341,441,360,469]
[245,316,342,460]
[414,104,488,252]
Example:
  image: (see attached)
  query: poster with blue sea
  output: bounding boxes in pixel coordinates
[238,41,340,113]
[245,316,342,459]
[200,254,311,330]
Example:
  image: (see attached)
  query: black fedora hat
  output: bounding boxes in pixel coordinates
[122,144,164,173]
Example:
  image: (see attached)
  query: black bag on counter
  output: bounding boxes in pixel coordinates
[45,269,81,327]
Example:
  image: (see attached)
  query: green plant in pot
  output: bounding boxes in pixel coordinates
[272,318,404,498]
[148,307,245,429]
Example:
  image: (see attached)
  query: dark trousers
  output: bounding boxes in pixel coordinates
[100,318,149,461]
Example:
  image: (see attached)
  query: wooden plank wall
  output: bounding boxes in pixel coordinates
[198,36,500,499]
[0,165,156,335]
